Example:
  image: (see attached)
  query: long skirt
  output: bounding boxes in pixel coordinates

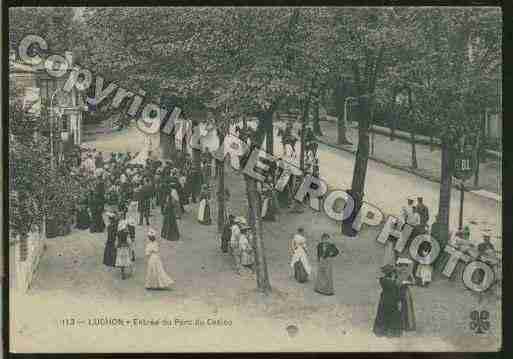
[145,253,174,289]
[383,240,396,267]
[261,197,276,221]
[89,206,105,233]
[373,292,402,337]
[293,260,309,283]
[128,227,136,261]
[162,213,180,241]
[103,240,117,267]
[197,199,211,225]
[314,257,334,295]
[416,264,432,284]
[399,286,416,331]
[173,198,183,218]
[241,249,254,267]
[76,207,90,230]
[115,246,132,267]
[278,188,290,208]
[221,227,231,253]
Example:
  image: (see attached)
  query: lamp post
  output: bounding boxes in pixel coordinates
[344,96,358,129]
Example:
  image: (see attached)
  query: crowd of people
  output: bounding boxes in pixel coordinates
[374,194,499,338]
[66,136,299,287]
[67,145,221,287]
[55,117,497,338]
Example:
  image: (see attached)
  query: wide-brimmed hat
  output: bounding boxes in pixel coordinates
[240,224,251,232]
[235,216,247,225]
[381,264,397,275]
[396,257,413,266]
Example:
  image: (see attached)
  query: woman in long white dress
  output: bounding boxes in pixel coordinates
[145,228,174,290]
[415,243,433,287]
[289,228,312,283]
[197,184,212,225]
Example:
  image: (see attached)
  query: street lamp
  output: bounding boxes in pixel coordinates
[344,96,358,128]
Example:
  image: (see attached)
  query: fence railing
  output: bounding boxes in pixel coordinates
[12,222,46,293]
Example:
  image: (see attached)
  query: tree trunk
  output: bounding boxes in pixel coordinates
[216,128,226,238]
[389,92,397,141]
[437,140,453,245]
[342,95,370,237]
[299,97,310,171]
[390,116,396,141]
[192,147,202,190]
[265,110,274,155]
[245,111,273,293]
[334,79,352,145]
[255,112,267,147]
[216,158,225,237]
[411,129,418,169]
[244,174,272,294]
[313,96,322,136]
[351,95,371,200]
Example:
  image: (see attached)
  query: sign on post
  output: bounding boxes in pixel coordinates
[453,150,476,181]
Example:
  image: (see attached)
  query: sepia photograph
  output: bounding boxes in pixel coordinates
[7,5,502,353]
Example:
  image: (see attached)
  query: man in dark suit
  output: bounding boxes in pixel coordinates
[137,178,152,226]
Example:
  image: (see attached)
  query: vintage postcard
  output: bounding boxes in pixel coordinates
[7,6,502,353]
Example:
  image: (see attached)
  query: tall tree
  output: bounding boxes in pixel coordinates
[327,8,408,235]
[409,8,501,243]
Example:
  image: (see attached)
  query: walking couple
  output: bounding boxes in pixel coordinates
[289,228,340,296]
[373,262,416,338]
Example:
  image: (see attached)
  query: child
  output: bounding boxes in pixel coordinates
[415,242,433,287]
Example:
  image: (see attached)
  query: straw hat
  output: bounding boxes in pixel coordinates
[235,216,247,225]
[396,257,413,265]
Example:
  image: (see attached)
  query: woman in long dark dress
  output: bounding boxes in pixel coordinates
[261,188,277,222]
[277,171,291,208]
[373,265,402,337]
[89,179,106,233]
[396,259,417,332]
[76,193,91,230]
[161,195,180,241]
[221,215,235,253]
[103,213,118,267]
[314,233,340,295]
